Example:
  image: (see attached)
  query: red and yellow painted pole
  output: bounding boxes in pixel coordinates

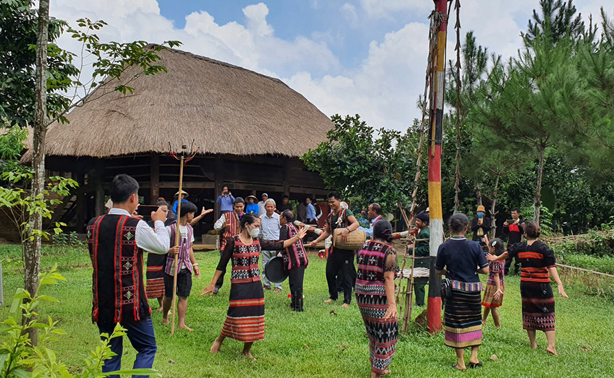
[427,0,449,334]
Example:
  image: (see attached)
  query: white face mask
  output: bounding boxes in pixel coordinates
[249,227,260,238]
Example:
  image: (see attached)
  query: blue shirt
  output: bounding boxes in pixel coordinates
[306,203,316,220]
[246,203,259,215]
[172,199,188,215]
[359,215,383,238]
[259,213,280,241]
[435,238,488,283]
[217,195,235,212]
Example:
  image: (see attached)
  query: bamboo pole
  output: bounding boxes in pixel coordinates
[170,155,185,335]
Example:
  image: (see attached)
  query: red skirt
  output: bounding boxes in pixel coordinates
[221,281,265,342]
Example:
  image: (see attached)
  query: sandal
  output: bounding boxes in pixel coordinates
[469,362,483,368]
[452,364,466,371]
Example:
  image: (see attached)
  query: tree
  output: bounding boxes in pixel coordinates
[0,0,78,126]
[302,114,421,214]
[524,0,584,46]
[472,35,579,224]
[1,1,180,344]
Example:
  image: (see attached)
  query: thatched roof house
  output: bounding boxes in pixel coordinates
[26,45,333,233]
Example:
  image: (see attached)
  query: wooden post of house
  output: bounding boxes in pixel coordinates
[214,156,224,221]
[94,160,105,216]
[150,153,160,204]
[282,159,290,197]
[76,171,85,233]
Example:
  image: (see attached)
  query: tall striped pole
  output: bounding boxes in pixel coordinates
[427,0,449,334]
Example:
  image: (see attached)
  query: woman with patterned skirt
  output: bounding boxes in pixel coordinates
[435,213,489,371]
[356,220,399,378]
[202,214,307,359]
[489,221,568,355]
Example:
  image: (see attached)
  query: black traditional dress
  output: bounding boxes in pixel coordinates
[435,238,488,349]
[355,240,398,375]
[509,240,556,331]
[217,236,283,342]
[280,223,309,311]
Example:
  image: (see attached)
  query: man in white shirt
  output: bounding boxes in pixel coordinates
[257,193,268,216]
[259,199,282,291]
[87,174,171,375]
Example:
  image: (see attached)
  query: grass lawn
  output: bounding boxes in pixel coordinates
[1,245,613,377]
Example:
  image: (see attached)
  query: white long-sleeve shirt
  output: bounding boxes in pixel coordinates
[108,208,170,254]
[214,214,226,230]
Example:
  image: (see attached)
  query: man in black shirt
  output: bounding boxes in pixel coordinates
[277,195,293,213]
[503,209,524,275]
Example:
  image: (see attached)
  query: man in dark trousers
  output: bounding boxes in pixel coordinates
[503,209,524,275]
[308,191,360,308]
[87,174,172,376]
[471,205,491,251]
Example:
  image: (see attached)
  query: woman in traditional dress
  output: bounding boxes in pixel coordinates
[488,221,568,355]
[355,220,398,378]
[202,213,307,359]
[435,213,489,370]
[146,200,171,311]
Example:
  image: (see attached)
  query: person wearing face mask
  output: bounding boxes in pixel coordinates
[471,205,491,251]
[212,197,246,294]
[202,214,307,359]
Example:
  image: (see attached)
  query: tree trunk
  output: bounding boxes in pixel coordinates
[534,146,546,225]
[24,0,50,346]
[475,181,482,206]
[490,174,500,237]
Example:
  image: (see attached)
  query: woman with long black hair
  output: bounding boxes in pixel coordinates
[202,213,307,359]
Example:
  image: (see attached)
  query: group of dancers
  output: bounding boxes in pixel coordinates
[87,174,569,377]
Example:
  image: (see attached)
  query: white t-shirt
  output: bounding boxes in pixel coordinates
[166,224,195,269]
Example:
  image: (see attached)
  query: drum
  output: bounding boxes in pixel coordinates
[332,228,366,250]
[264,256,288,283]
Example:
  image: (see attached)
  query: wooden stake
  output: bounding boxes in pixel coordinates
[402,238,417,334]
[170,155,185,335]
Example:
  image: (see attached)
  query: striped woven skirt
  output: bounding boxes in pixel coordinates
[482,284,504,308]
[444,282,483,348]
[221,281,265,342]
[145,254,166,299]
[356,288,398,375]
[520,281,555,331]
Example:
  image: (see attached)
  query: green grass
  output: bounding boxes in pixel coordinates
[1,245,614,377]
[560,253,614,275]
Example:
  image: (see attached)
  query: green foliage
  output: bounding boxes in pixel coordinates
[0,0,78,126]
[0,167,77,242]
[524,0,585,46]
[0,265,159,377]
[51,232,82,248]
[301,114,420,214]
[0,1,181,127]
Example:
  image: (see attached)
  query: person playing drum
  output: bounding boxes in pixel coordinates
[309,191,360,308]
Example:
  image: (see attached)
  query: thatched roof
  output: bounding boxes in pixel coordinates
[23,45,332,160]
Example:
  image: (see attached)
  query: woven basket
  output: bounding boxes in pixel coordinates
[332,229,366,250]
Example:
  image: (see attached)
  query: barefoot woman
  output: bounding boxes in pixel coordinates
[488,221,568,355]
[202,213,307,358]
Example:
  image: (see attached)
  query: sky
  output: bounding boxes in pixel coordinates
[50,0,611,132]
